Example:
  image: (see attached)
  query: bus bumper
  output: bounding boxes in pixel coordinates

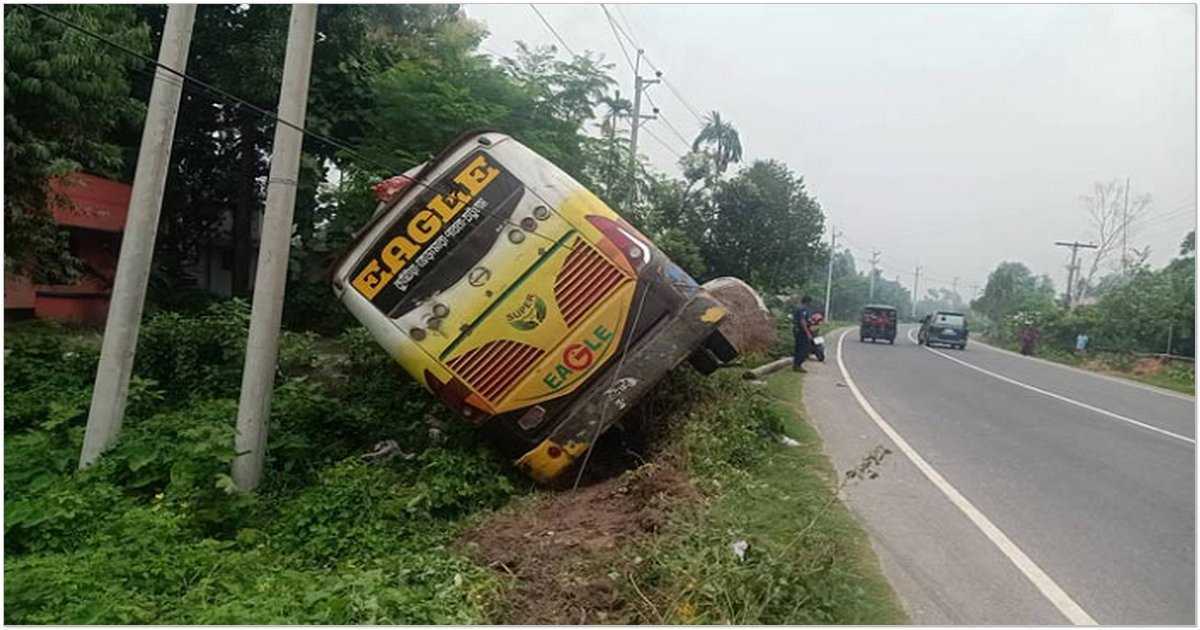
[515,291,728,483]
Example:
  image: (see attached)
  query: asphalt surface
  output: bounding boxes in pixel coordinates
[802,325,1195,625]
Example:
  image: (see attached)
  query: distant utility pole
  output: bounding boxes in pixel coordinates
[868,250,881,301]
[1121,177,1131,276]
[952,276,959,305]
[824,227,840,318]
[1055,240,1099,308]
[80,5,197,469]
[911,265,922,319]
[232,4,318,492]
[626,48,660,207]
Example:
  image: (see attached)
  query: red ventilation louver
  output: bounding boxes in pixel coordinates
[447,340,546,402]
[554,238,629,327]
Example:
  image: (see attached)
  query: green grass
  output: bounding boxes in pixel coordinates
[624,369,907,624]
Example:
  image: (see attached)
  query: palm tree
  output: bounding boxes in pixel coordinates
[598,93,632,139]
[691,110,743,175]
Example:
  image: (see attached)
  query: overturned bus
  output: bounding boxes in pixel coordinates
[330,131,738,483]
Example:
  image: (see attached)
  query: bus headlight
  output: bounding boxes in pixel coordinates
[520,217,537,232]
[508,229,525,244]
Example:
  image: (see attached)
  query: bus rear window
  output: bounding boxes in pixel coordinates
[347,151,523,315]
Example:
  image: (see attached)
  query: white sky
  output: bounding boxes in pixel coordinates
[465,3,1197,295]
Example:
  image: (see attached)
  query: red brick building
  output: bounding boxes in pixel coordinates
[5,173,131,325]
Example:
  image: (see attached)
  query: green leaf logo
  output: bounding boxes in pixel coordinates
[507,294,547,331]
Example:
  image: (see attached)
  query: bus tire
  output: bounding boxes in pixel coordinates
[688,347,721,375]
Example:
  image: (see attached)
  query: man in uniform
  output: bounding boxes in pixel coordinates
[793,295,814,372]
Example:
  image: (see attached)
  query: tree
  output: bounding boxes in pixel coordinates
[4,5,150,281]
[702,160,825,292]
[691,110,743,176]
[973,262,1056,325]
[1075,179,1151,302]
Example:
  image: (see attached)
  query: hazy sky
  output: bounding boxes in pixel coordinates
[465,4,1196,296]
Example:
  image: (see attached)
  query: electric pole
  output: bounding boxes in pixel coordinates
[868,250,881,301]
[232,4,318,492]
[626,48,660,207]
[824,227,840,318]
[80,4,197,469]
[952,276,959,307]
[1055,240,1099,308]
[911,265,922,319]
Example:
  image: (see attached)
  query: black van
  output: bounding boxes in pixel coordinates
[918,311,969,349]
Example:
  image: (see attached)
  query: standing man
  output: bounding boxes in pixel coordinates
[793,295,814,372]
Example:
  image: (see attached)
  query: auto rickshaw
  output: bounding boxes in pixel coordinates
[860,304,897,344]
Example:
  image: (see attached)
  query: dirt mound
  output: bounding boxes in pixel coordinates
[703,277,776,355]
[459,461,694,623]
[1132,356,1167,376]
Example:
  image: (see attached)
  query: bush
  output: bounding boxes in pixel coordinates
[135,300,251,401]
[4,301,515,624]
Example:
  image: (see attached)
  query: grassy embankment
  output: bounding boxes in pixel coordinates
[617,365,906,624]
[978,335,1195,395]
[4,305,903,624]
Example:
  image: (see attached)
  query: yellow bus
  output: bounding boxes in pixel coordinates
[331,131,737,482]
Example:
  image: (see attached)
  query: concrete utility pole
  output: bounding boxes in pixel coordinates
[1055,240,1099,308]
[952,276,960,306]
[232,4,318,492]
[911,265,922,319]
[823,227,840,318]
[868,250,881,301]
[79,5,197,469]
[626,48,660,207]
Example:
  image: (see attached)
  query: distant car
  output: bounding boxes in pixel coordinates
[918,311,969,349]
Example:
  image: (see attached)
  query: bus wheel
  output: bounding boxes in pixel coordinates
[688,347,721,375]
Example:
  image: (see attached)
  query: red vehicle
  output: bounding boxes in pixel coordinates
[860,304,897,344]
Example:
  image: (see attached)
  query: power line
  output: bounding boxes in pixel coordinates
[644,92,692,150]
[22,3,404,176]
[529,4,576,57]
[598,5,636,73]
[601,4,706,125]
[612,4,642,49]
[640,124,684,160]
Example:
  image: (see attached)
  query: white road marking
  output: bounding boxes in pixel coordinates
[907,328,1195,445]
[973,339,1195,402]
[836,330,1098,626]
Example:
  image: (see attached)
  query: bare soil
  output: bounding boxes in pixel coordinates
[458,455,696,624]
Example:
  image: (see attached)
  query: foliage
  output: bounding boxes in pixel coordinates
[625,370,906,624]
[975,230,1195,370]
[702,160,826,292]
[692,110,744,175]
[971,261,1056,328]
[4,307,516,624]
[4,5,150,281]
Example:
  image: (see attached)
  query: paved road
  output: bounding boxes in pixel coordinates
[802,325,1195,625]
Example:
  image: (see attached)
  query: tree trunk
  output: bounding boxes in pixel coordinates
[233,124,256,297]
